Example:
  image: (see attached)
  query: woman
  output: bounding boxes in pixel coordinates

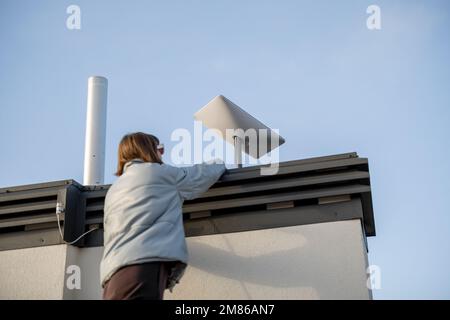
[100,132,226,300]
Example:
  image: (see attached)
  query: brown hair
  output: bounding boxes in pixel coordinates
[114,132,162,176]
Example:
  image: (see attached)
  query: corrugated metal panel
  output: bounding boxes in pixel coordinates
[0,181,85,250]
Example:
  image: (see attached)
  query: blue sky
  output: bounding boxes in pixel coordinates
[1,0,449,299]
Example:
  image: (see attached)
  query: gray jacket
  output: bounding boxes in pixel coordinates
[100,158,226,291]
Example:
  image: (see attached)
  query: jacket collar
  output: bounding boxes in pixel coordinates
[123,158,144,173]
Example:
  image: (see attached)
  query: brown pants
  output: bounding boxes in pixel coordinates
[103,261,174,300]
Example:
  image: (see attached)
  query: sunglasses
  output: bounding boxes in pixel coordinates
[157,143,164,154]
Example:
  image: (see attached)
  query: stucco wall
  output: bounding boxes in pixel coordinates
[0,219,371,299]
[0,244,67,299]
[166,219,371,300]
[63,246,103,299]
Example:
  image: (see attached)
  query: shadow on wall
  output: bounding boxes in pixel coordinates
[184,221,368,299]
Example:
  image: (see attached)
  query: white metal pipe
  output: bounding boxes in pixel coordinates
[83,76,108,185]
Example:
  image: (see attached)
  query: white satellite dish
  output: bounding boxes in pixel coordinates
[194,95,285,167]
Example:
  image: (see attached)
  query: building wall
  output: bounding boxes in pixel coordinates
[0,219,371,299]
[166,219,371,300]
[0,244,67,299]
[63,246,103,300]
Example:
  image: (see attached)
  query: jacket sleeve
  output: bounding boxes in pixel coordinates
[175,159,226,200]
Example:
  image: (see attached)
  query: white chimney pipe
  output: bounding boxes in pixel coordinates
[83,76,108,185]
